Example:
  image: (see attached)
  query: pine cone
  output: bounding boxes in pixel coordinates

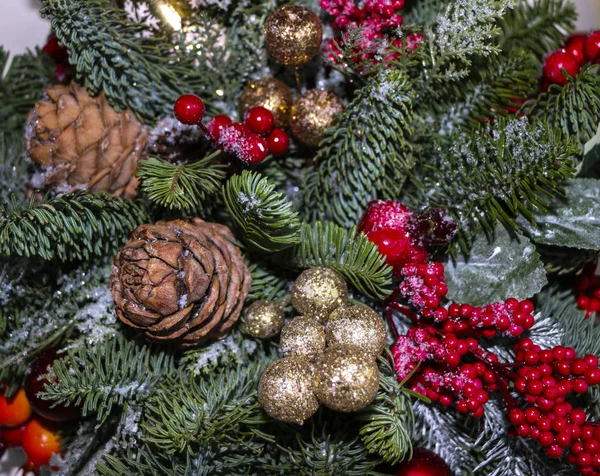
[110,218,252,347]
[147,117,208,164]
[25,82,147,199]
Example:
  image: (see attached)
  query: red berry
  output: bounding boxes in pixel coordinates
[584,31,600,62]
[42,35,68,63]
[578,295,591,310]
[571,408,587,425]
[239,134,269,164]
[267,128,290,155]
[564,34,587,66]
[543,50,579,85]
[0,387,32,428]
[174,95,205,124]
[364,227,428,272]
[22,418,62,470]
[509,408,525,425]
[585,368,600,385]
[585,355,599,367]
[584,438,600,455]
[205,115,232,141]
[0,424,26,447]
[244,106,275,135]
[555,431,571,447]
[578,452,593,468]
[574,379,589,394]
[54,62,72,83]
[572,358,587,375]
[516,423,530,437]
[358,200,413,234]
[547,445,563,458]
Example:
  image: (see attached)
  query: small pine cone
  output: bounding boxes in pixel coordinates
[110,218,252,347]
[24,82,147,199]
[147,117,208,163]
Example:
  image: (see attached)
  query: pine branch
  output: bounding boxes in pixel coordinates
[498,0,577,61]
[302,69,415,228]
[137,152,226,211]
[40,0,207,124]
[247,261,291,302]
[38,333,176,423]
[0,192,149,261]
[529,66,600,146]
[223,171,301,254]
[288,222,393,300]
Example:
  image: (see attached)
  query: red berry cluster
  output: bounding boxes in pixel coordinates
[543,32,600,85]
[576,263,600,318]
[174,95,290,165]
[358,201,600,475]
[42,35,72,83]
[320,0,422,68]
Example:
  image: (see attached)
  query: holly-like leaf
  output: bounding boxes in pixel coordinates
[521,179,600,250]
[445,225,547,305]
[578,124,600,177]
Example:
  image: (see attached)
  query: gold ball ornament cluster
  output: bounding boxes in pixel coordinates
[290,90,345,147]
[258,267,387,423]
[239,78,294,128]
[264,6,323,67]
[243,300,285,339]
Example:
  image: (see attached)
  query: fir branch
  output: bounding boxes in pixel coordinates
[137,152,226,211]
[529,65,600,146]
[288,222,393,300]
[247,261,291,302]
[40,0,206,124]
[223,171,301,254]
[499,0,577,61]
[38,333,176,423]
[0,192,149,261]
[302,69,415,228]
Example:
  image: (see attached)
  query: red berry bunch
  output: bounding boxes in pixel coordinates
[42,34,72,83]
[320,0,422,69]
[576,263,600,318]
[543,32,600,85]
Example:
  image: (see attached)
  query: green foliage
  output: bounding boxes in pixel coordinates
[289,222,393,300]
[444,224,547,305]
[418,118,578,247]
[247,261,291,302]
[499,0,577,61]
[0,192,148,261]
[39,333,176,422]
[40,0,205,124]
[137,152,226,211]
[302,69,415,227]
[530,66,600,146]
[223,171,301,253]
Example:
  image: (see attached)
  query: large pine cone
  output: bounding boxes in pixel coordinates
[25,82,147,199]
[110,218,252,347]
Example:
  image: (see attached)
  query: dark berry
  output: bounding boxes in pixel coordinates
[206,115,232,141]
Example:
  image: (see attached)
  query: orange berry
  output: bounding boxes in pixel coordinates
[22,418,62,469]
[0,387,33,428]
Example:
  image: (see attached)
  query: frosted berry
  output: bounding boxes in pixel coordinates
[174,94,205,124]
[584,31,600,63]
[267,128,290,155]
[358,200,413,233]
[543,50,579,85]
[563,34,587,66]
[366,227,428,272]
[244,106,275,135]
[239,134,269,164]
[206,115,232,141]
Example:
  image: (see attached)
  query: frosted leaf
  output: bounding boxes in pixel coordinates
[445,224,547,305]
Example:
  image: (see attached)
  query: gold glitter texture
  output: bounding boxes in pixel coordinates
[258,356,320,424]
[291,267,348,320]
[264,6,323,67]
[280,316,326,358]
[239,78,294,128]
[326,305,387,357]
[243,300,285,339]
[315,346,379,412]
[290,90,344,146]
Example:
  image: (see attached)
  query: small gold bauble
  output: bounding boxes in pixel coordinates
[243,300,285,339]
[290,90,344,147]
[291,267,348,320]
[315,346,380,412]
[239,78,294,128]
[280,316,326,358]
[258,356,320,424]
[326,305,387,357]
[264,6,323,67]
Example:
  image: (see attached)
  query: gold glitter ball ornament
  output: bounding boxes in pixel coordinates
[291,267,348,320]
[326,305,387,357]
[243,300,285,339]
[280,316,326,358]
[264,6,323,67]
[258,356,320,424]
[290,90,345,146]
[315,346,380,412]
[239,78,294,128]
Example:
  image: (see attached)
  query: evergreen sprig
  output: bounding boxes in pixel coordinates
[40,0,206,124]
[39,333,176,422]
[223,171,301,253]
[289,222,393,300]
[302,69,415,228]
[247,261,291,302]
[137,152,226,211]
[0,192,148,261]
